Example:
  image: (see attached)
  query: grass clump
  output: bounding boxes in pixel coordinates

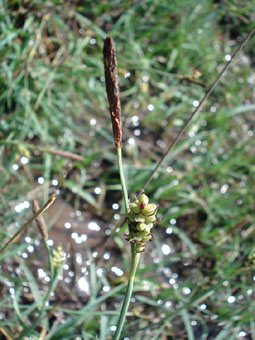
[0,1,255,339]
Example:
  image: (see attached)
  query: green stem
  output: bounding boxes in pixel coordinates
[113,251,141,340]
[115,146,141,339]
[116,146,129,214]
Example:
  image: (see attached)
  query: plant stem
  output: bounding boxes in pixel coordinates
[115,146,141,339]
[113,251,141,340]
[116,146,129,214]
[0,194,56,255]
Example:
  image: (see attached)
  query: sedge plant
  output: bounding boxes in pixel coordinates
[102,27,255,339]
[0,24,255,339]
[103,37,159,340]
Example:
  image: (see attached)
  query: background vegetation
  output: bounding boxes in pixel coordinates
[0,0,254,339]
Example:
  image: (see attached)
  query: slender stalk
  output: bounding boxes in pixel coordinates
[0,193,56,255]
[113,251,140,340]
[115,145,140,339]
[0,164,70,255]
[32,199,49,240]
[103,36,141,339]
[116,146,129,214]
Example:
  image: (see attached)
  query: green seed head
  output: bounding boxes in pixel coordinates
[145,223,153,232]
[127,193,159,253]
[141,233,152,243]
[134,213,146,223]
[52,245,65,270]
[141,203,158,216]
[145,215,157,224]
[138,193,149,207]
[130,202,141,214]
[137,222,147,231]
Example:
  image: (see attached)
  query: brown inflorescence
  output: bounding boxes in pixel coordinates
[103,36,122,148]
[32,199,49,240]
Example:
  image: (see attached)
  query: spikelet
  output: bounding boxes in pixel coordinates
[103,36,122,148]
[127,193,159,253]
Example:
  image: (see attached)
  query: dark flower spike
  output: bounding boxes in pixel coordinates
[103,36,122,148]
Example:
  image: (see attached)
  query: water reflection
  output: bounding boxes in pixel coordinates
[134,129,141,136]
[128,137,135,145]
[90,118,97,126]
[64,222,72,229]
[20,156,29,164]
[88,221,100,231]
[96,268,104,276]
[52,179,58,186]
[200,303,207,310]
[227,296,236,304]
[9,287,15,297]
[131,115,139,124]
[94,187,101,194]
[220,184,229,194]
[225,54,231,61]
[77,277,90,295]
[12,164,19,170]
[148,104,154,111]
[182,287,191,295]
[27,245,34,252]
[142,75,149,82]
[238,331,247,337]
[15,200,30,213]
[25,236,32,243]
[161,244,171,255]
[112,203,119,210]
[111,266,124,277]
[38,176,45,184]
[103,252,111,260]
[114,214,120,220]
